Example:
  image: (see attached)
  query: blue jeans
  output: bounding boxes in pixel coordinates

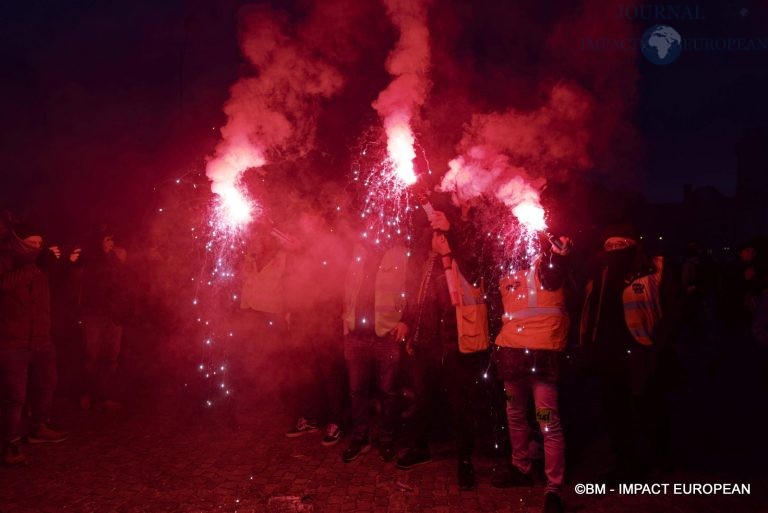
[0,349,29,442]
[344,332,401,442]
[505,378,565,494]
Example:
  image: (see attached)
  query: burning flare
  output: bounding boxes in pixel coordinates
[385,117,418,185]
[372,0,431,187]
[206,139,264,231]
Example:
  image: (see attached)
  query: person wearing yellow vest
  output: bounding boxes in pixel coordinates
[492,235,572,513]
[340,234,412,463]
[395,204,511,491]
[579,223,674,481]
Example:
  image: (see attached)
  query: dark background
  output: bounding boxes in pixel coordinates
[1,0,767,246]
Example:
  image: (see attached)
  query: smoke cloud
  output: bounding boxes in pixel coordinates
[205,4,346,224]
[372,0,432,184]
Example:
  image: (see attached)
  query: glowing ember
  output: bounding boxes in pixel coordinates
[351,132,415,245]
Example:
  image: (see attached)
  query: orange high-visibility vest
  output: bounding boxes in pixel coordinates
[445,260,490,353]
[495,259,568,351]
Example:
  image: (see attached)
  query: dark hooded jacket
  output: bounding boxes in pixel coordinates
[0,236,53,350]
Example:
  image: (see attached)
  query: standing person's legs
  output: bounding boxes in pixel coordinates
[504,378,534,477]
[27,343,68,443]
[322,343,347,428]
[531,379,565,494]
[407,347,441,452]
[81,315,104,408]
[0,349,29,451]
[373,336,401,444]
[27,343,57,427]
[98,319,123,404]
[599,368,637,475]
[344,333,373,442]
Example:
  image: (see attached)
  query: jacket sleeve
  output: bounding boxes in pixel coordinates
[0,263,38,290]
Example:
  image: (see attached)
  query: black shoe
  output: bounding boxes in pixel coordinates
[543,492,563,513]
[379,441,396,462]
[491,463,533,488]
[2,439,27,467]
[458,460,476,490]
[396,447,432,469]
[342,438,371,463]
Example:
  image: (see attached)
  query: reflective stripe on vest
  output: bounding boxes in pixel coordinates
[622,256,663,346]
[504,307,566,321]
[496,259,568,351]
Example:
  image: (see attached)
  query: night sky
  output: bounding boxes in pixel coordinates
[1,0,767,240]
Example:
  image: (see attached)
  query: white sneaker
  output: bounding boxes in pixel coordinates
[321,423,342,446]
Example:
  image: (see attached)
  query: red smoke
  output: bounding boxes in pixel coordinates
[436,0,642,232]
[372,0,432,185]
[205,4,346,229]
[440,83,593,230]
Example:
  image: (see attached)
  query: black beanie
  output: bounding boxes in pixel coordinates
[600,223,638,243]
[12,222,43,240]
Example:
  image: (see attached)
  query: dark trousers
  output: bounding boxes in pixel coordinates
[598,343,670,473]
[82,315,123,401]
[344,331,401,442]
[304,339,346,427]
[408,347,510,461]
[0,349,28,443]
[0,343,57,442]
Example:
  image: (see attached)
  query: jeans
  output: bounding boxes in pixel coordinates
[505,378,565,494]
[344,331,401,442]
[82,315,123,401]
[0,349,29,442]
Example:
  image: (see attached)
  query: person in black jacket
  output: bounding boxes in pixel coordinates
[580,224,678,480]
[77,229,131,411]
[0,222,70,466]
[395,198,510,490]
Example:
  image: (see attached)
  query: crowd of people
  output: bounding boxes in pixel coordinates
[0,215,132,466]
[2,194,767,513]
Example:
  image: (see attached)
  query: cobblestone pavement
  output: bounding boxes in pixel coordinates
[0,393,764,513]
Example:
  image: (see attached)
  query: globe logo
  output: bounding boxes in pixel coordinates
[641,25,682,65]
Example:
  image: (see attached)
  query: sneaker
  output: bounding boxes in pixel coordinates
[321,423,342,446]
[342,437,371,463]
[285,417,318,438]
[379,440,396,462]
[491,463,533,488]
[458,460,476,490]
[27,424,69,444]
[2,438,27,467]
[395,447,432,469]
[543,492,564,513]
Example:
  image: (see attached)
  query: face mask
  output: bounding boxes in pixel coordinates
[8,235,42,265]
[605,245,636,270]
